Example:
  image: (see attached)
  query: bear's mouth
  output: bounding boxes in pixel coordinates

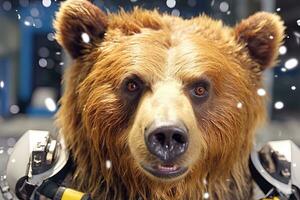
[141,163,188,179]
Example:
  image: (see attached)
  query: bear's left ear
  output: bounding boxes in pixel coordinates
[234,12,285,70]
[54,0,108,58]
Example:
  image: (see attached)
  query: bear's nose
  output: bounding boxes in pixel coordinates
[145,121,188,162]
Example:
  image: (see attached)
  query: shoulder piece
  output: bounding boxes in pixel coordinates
[250,140,300,200]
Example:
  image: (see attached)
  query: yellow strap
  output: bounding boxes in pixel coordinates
[262,197,280,200]
[61,188,85,200]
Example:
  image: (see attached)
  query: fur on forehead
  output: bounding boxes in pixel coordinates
[54,0,284,76]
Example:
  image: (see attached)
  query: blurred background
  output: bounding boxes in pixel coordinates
[0,0,299,199]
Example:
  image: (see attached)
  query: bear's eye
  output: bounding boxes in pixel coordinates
[126,80,139,92]
[194,86,206,97]
[122,75,144,96]
[189,81,209,100]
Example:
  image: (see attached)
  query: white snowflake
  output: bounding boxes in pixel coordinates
[10,105,20,114]
[274,101,284,110]
[42,0,51,8]
[106,160,112,169]
[285,58,298,70]
[293,163,297,167]
[166,0,176,8]
[203,192,209,199]
[0,81,4,88]
[281,68,287,72]
[257,88,266,96]
[24,20,31,26]
[237,102,243,109]
[293,31,300,44]
[81,32,90,43]
[44,98,57,112]
[279,46,287,55]
[219,1,229,12]
[39,58,47,68]
[171,9,180,16]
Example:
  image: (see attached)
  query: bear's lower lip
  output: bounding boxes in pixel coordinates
[141,163,188,179]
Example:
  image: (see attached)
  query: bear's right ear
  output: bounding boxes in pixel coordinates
[234,12,285,71]
[54,0,108,58]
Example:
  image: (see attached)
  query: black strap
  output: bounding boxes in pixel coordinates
[249,158,275,195]
[35,157,74,199]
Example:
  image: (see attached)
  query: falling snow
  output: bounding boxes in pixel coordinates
[274,101,284,110]
[0,81,4,88]
[203,192,210,199]
[281,68,287,72]
[45,97,57,112]
[293,31,300,45]
[269,35,274,40]
[106,160,112,169]
[237,102,243,109]
[291,86,296,90]
[2,1,12,11]
[219,1,229,12]
[285,58,298,70]
[276,8,281,12]
[171,9,180,16]
[39,58,47,68]
[257,88,266,96]
[293,163,297,167]
[39,47,50,58]
[10,105,20,114]
[42,0,52,8]
[47,33,55,41]
[166,0,176,9]
[24,20,31,26]
[81,32,90,43]
[279,45,287,55]
[34,19,43,28]
[297,19,300,26]
[30,8,39,17]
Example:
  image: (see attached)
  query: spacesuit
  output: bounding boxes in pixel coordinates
[0,130,299,200]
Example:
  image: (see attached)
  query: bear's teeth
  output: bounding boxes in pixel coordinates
[157,164,178,172]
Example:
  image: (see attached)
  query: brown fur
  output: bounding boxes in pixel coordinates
[54,0,285,199]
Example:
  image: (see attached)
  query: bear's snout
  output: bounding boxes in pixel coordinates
[145,120,189,162]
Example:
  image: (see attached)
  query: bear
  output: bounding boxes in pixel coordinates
[53,0,284,199]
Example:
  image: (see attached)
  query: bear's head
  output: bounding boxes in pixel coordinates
[54,0,284,199]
